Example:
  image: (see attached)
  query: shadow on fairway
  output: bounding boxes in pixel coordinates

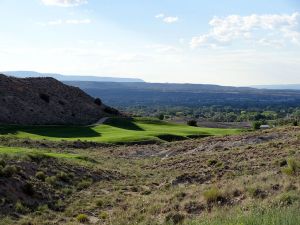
[0,125,101,138]
[103,118,144,131]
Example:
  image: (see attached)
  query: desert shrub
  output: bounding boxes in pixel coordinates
[56,171,69,182]
[39,93,50,103]
[203,187,226,204]
[292,120,298,126]
[0,159,6,167]
[77,179,92,190]
[15,201,29,214]
[282,158,299,176]
[22,183,34,196]
[94,98,102,106]
[276,191,300,206]
[165,212,185,224]
[76,214,89,223]
[158,113,164,120]
[96,199,104,207]
[247,187,267,199]
[62,188,73,195]
[187,120,197,127]
[99,211,109,220]
[28,152,50,162]
[45,176,58,186]
[207,159,218,166]
[1,165,18,177]
[35,171,46,181]
[252,121,262,130]
[279,159,287,167]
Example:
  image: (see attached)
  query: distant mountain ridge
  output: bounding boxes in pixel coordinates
[251,84,300,90]
[2,71,144,83]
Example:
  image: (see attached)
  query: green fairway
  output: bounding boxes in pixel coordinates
[0,117,240,144]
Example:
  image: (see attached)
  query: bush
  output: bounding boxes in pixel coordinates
[207,159,218,166]
[45,176,58,186]
[15,201,29,214]
[94,98,102,106]
[77,179,92,190]
[99,211,109,220]
[76,214,89,223]
[165,212,185,224]
[56,171,69,182]
[187,120,197,127]
[35,171,46,181]
[282,158,299,176]
[1,165,18,177]
[0,159,6,167]
[22,183,34,196]
[203,187,225,204]
[158,114,164,120]
[252,121,262,130]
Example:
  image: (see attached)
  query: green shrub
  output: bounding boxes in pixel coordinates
[77,179,92,190]
[76,214,89,223]
[282,158,299,176]
[203,187,225,204]
[207,159,218,166]
[276,191,300,206]
[0,159,6,167]
[45,176,58,186]
[15,201,29,214]
[22,183,34,196]
[99,211,109,220]
[56,171,69,182]
[165,212,185,224]
[252,121,262,130]
[187,120,197,127]
[35,171,46,181]
[1,165,18,177]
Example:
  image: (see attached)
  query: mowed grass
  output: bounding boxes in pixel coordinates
[0,117,241,144]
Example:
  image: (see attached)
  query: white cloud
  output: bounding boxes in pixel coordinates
[155,13,179,24]
[38,19,91,26]
[191,12,300,48]
[155,13,165,19]
[65,19,91,24]
[163,16,179,24]
[41,0,87,7]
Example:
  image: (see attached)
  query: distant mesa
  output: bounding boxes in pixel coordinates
[2,71,144,83]
[0,74,119,125]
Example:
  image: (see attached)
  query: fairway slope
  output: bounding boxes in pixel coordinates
[0,117,240,144]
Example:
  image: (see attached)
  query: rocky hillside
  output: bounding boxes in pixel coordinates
[0,74,118,125]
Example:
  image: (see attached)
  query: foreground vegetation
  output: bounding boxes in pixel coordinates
[0,125,299,224]
[0,117,240,144]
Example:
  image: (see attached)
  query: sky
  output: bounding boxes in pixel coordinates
[0,0,300,85]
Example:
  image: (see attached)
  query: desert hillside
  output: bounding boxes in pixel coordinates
[0,74,118,125]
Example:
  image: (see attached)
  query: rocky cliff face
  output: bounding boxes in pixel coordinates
[0,74,118,125]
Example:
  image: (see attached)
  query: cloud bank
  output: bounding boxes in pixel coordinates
[41,0,87,7]
[191,12,300,48]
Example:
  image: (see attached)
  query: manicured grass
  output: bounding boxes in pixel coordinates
[0,117,241,144]
[0,146,85,161]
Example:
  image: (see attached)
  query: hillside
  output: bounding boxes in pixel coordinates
[3,71,144,83]
[0,74,119,125]
[0,126,299,224]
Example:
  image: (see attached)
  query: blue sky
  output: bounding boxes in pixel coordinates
[0,0,300,85]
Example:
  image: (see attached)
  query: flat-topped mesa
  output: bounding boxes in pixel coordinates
[0,74,119,125]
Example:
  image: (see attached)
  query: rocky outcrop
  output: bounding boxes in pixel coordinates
[0,74,118,125]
